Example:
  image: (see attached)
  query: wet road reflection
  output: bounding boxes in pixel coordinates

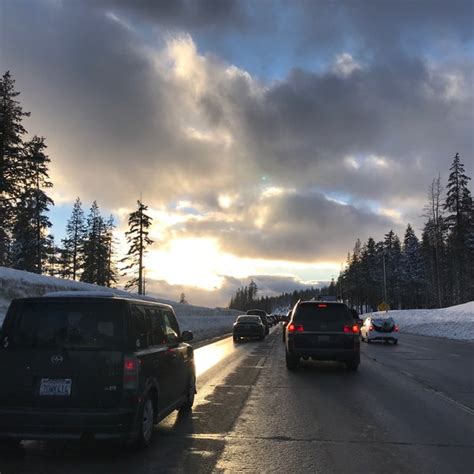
[194,336,236,377]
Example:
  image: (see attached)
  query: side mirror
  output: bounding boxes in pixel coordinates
[181,330,193,342]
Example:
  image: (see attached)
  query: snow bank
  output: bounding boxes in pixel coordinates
[363,302,474,341]
[0,267,240,342]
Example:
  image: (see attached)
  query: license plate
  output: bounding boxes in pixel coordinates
[39,378,72,396]
[317,335,330,342]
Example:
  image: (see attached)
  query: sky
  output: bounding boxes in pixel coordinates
[1,0,473,307]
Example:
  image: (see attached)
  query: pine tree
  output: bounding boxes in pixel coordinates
[444,153,473,303]
[121,199,154,294]
[401,224,424,308]
[81,201,103,284]
[11,136,54,273]
[61,197,86,280]
[248,280,258,301]
[103,215,117,287]
[422,175,447,307]
[179,292,187,304]
[0,71,31,265]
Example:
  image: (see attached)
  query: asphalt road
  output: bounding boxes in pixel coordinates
[0,327,473,473]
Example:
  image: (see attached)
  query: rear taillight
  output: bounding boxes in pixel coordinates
[369,325,374,331]
[394,325,399,332]
[288,324,304,333]
[344,325,359,334]
[123,355,140,390]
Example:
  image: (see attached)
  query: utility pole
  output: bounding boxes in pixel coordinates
[382,252,388,303]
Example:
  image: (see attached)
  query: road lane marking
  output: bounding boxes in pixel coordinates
[366,355,474,416]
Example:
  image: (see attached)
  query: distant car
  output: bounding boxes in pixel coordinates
[233,315,265,342]
[246,309,270,335]
[360,317,399,344]
[285,301,360,371]
[0,294,195,449]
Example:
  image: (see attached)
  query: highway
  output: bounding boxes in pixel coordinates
[1,327,473,473]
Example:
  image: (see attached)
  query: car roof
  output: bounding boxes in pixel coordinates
[12,294,174,311]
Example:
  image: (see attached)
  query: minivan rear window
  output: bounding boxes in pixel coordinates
[294,304,352,322]
[9,300,125,350]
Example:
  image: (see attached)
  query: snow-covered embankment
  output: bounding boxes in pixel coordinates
[0,267,240,342]
[364,302,474,341]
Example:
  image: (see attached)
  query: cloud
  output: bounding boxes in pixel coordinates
[168,189,400,262]
[146,272,328,308]
[1,0,473,293]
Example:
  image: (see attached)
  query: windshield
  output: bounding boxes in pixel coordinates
[9,300,125,350]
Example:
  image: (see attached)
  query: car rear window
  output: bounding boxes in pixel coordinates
[7,300,125,351]
[237,316,260,323]
[294,304,352,322]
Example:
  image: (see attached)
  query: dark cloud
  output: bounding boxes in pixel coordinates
[171,190,400,262]
[88,0,248,30]
[1,0,472,272]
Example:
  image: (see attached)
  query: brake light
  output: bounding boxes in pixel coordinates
[394,325,399,332]
[288,324,304,333]
[344,325,359,334]
[369,325,374,331]
[318,304,327,308]
[123,355,140,389]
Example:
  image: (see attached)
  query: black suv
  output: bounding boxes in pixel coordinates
[246,309,269,335]
[284,301,360,371]
[0,294,195,448]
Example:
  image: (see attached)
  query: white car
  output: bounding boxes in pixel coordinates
[360,317,399,344]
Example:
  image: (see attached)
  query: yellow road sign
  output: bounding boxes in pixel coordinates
[377,302,390,312]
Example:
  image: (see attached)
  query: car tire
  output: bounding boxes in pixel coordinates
[233,336,239,343]
[259,335,264,341]
[180,373,196,412]
[393,339,398,345]
[346,360,359,371]
[366,337,371,344]
[132,395,155,450]
[285,351,299,370]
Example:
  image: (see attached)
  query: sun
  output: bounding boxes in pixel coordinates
[146,238,224,290]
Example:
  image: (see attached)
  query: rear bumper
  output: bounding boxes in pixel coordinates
[367,331,398,340]
[289,348,360,362]
[0,407,138,441]
[233,328,264,337]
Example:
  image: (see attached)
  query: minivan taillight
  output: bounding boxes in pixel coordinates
[344,325,359,334]
[394,325,399,332]
[288,324,304,333]
[123,355,140,390]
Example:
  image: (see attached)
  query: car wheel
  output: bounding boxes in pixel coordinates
[132,395,155,450]
[366,337,371,344]
[233,336,239,343]
[393,339,398,345]
[180,374,196,412]
[259,335,264,341]
[285,351,299,370]
[346,360,359,371]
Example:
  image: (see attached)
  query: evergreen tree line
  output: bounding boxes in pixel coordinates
[338,153,473,312]
[229,279,338,313]
[229,154,473,313]
[1,71,154,294]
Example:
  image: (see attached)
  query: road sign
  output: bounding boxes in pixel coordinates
[377,302,390,312]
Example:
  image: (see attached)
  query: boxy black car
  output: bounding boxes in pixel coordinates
[246,309,270,335]
[284,301,360,371]
[0,294,196,449]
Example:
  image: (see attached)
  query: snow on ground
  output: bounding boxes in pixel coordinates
[0,267,240,342]
[364,302,474,341]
